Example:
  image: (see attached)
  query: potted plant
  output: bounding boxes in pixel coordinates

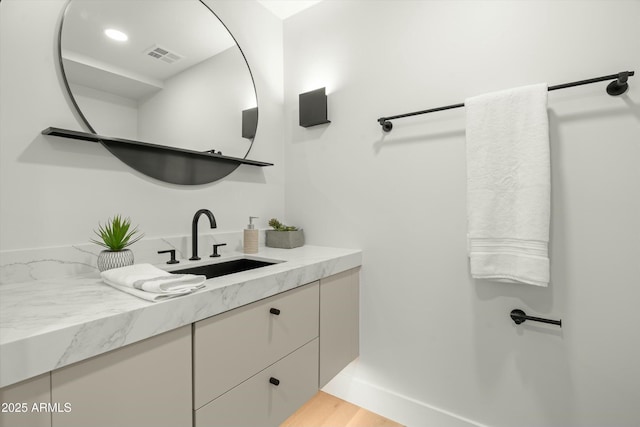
[266,218,304,249]
[91,215,144,272]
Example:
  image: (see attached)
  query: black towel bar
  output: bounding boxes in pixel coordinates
[378,70,635,132]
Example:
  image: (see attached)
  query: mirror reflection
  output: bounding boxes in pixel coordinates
[60,0,258,159]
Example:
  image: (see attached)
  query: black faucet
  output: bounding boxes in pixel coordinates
[190,209,217,261]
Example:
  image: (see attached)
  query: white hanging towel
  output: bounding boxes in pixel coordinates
[465,83,550,286]
[101,263,206,302]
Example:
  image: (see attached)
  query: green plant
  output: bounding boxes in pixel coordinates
[91,215,144,251]
[268,218,298,231]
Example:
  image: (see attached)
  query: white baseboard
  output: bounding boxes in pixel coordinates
[321,360,488,427]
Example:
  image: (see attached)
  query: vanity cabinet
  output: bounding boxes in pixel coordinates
[194,267,360,427]
[0,267,360,427]
[0,374,51,427]
[50,325,192,427]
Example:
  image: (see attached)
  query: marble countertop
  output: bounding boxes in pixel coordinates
[0,245,362,388]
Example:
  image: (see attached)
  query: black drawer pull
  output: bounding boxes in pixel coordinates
[269,377,280,386]
[269,308,281,315]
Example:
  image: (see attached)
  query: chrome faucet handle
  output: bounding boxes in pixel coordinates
[210,243,227,258]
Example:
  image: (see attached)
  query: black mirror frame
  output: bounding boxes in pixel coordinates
[51,0,270,185]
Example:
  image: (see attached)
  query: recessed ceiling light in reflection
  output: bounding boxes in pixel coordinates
[104,28,128,42]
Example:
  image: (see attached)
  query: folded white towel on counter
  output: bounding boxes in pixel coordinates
[465,83,551,287]
[101,263,206,302]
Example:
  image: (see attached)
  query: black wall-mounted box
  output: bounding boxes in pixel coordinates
[299,87,330,127]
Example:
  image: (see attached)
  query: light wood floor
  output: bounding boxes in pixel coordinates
[281,391,404,427]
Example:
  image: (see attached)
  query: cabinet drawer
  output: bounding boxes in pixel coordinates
[194,282,319,408]
[195,338,319,427]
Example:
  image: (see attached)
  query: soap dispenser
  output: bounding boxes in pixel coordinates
[244,216,259,254]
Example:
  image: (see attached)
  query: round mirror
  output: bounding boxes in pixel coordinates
[59,0,258,160]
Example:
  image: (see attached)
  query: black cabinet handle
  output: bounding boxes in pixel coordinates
[157,249,179,264]
[269,377,280,386]
[269,308,281,315]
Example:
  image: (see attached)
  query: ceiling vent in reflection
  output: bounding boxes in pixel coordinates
[144,45,183,64]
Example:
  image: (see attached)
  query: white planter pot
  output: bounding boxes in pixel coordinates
[97,249,134,272]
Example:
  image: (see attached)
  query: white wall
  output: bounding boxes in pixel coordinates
[0,0,284,251]
[283,1,640,426]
